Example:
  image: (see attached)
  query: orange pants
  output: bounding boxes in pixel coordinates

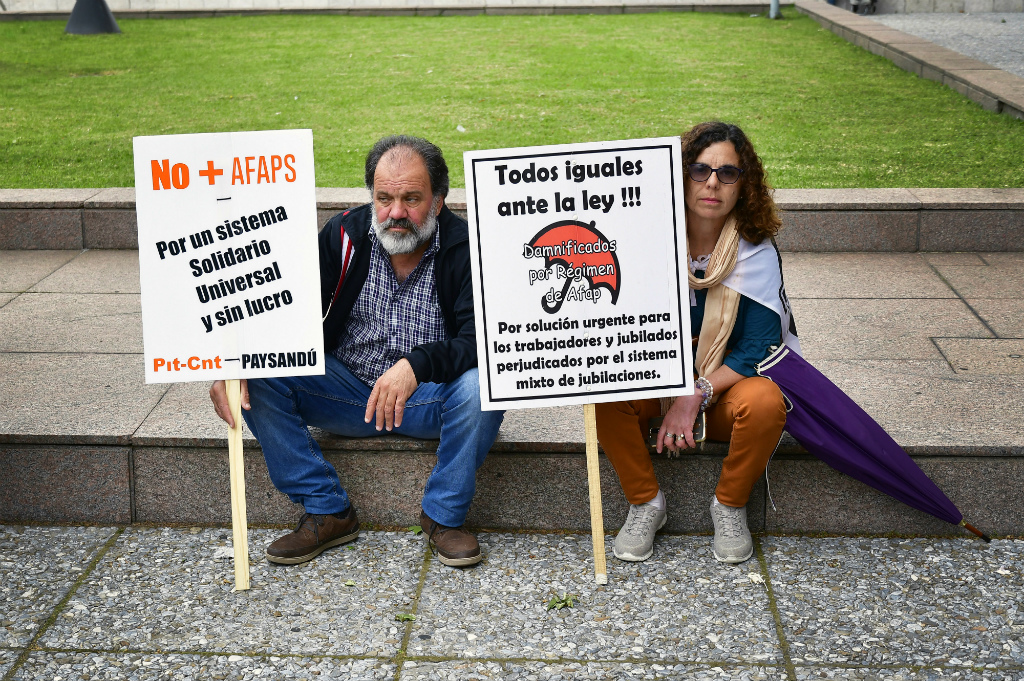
[595,377,787,508]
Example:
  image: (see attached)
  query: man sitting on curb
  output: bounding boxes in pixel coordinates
[210,135,504,567]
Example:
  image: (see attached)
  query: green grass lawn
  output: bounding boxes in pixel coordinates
[1,12,1022,189]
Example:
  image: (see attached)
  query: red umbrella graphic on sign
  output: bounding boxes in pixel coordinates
[527,219,621,314]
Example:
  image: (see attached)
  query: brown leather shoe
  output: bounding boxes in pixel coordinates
[266,508,360,565]
[420,510,481,567]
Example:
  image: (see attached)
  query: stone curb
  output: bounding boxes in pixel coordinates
[3,438,1021,532]
[5,428,1022,457]
[795,0,1024,120]
[3,187,1024,251]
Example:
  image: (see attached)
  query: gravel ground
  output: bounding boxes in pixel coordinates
[5,525,1024,680]
[399,660,787,680]
[37,527,424,658]
[11,651,396,681]
[1,648,19,677]
[0,525,117,648]
[413,533,779,664]
[793,669,1021,680]
[764,537,1024,668]
[872,13,1024,78]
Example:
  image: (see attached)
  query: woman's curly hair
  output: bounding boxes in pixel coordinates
[680,121,781,245]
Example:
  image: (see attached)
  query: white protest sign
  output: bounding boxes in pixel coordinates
[465,137,694,411]
[134,129,324,385]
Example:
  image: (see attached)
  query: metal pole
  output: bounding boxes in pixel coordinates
[769,0,781,19]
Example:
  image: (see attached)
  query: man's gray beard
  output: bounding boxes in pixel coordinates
[372,197,440,255]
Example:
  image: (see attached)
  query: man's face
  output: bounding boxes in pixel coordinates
[371,149,444,255]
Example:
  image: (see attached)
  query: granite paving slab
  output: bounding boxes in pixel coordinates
[131,379,253,446]
[0,293,142,353]
[0,189,100,208]
[495,404,584,449]
[37,527,424,658]
[412,533,780,664]
[133,376,589,450]
[911,189,1024,211]
[133,375,586,451]
[0,525,117,647]
[29,248,141,294]
[0,353,168,444]
[935,339,1024,376]
[399,660,787,679]
[83,187,135,208]
[979,253,1024,266]
[923,253,988,268]
[83,187,136,208]
[773,188,920,211]
[931,255,1024,299]
[810,359,1024,450]
[790,298,990,362]
[968,299,1024,338]
[315,187,370,208]
[783,253,954,299]
[763,537,1024,669]
[0,250,79,292]
[11,651,395,681]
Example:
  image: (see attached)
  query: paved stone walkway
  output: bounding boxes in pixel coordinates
[874,12,1024,78]
[1,524,1022,680]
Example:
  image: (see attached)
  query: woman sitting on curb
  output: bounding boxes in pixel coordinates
[597,121,799,565]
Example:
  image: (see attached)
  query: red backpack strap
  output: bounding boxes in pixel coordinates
[322,221,355,322]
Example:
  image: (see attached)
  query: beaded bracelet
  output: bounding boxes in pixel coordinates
[695,376,714,413]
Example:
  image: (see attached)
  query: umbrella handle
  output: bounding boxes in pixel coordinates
[960,520,992,543]
[541,277,574,315]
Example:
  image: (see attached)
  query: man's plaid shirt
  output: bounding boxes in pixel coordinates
[334,227,448,386]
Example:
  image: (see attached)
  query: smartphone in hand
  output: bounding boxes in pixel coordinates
[648,413,706,448]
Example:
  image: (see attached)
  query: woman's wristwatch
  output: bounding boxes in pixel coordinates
[695,376,714,413]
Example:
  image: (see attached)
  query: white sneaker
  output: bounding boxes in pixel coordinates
[613,502,667,562]
[710,498,753,564]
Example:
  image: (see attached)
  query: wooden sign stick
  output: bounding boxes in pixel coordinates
[226,379,251,591]
[583,404,608,585]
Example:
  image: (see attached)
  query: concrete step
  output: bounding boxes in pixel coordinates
[2,249,1022,536]
[2,187,1024,251]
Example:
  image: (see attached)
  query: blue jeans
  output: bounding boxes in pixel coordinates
[243,355,504,527]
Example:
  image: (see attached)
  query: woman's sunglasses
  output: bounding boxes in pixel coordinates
[687,163,744,184]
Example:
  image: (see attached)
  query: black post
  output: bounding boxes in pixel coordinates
[65,0,121,34]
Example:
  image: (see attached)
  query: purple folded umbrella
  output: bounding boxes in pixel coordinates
[757,344,989,542]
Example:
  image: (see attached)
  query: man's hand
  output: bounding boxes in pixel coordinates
[210,379,250,428]
[656,392,702,454]
[365,359,418,431]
